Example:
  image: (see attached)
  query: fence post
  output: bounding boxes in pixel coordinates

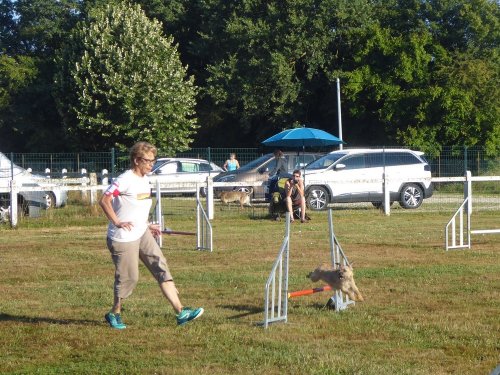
[383,172,390,216]
[9,153,18,227]
[206,177,214,220]
[465,170,472,214]
[89,173,97,205]
[81,168,88,201]
[101,169,108,186]
[111,148,115,177]
[382,148,390,216]
[464,146,468,175]
[9,179,18,227]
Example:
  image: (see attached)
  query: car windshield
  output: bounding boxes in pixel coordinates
[306,152,347,170]
[151,160,167,173]
[236,154,272,171]
[0,154,27,177]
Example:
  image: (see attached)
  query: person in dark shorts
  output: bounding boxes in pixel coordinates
[285,169,307,223]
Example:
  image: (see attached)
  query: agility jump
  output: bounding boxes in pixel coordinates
[288,285,332,298]
[151,180,213,251]
[262,209,360,328]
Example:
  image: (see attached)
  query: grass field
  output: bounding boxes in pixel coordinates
[1,199,499,375]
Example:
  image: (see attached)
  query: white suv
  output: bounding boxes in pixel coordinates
[304,148,433,210]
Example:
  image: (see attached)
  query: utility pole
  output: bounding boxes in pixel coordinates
[336,78,343,150]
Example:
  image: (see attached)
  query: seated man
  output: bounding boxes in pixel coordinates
[285,169,306,223]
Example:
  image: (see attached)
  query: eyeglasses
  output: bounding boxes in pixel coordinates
[139,157,156,165]
[293,175,300,178]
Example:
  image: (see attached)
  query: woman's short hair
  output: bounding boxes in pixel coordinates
[129,141,157,167]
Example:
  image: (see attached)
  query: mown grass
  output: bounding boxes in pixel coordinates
[0,199,499,375]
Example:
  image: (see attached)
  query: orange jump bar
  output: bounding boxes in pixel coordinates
[288,285,332,298]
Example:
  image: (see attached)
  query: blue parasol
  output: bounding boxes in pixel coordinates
[261,127,344,148]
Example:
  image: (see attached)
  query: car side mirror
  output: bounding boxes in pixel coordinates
[334,163,346,171]
[258,167,268,174]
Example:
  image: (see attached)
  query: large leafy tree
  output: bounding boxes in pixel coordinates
[350,0,500,156]
[1,0,498,153]
[202,0,349,144]
[156,0,498,153]
[0,0,80,152]
[54,2,198,153]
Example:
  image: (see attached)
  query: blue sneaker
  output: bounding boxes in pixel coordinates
[176,307,204,326]
[105,312,126,329]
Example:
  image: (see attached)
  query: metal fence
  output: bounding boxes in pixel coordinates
[6,146,499,178]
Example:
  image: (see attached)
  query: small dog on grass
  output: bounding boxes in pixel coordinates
[308,263,364,302]
[219,188,253,209]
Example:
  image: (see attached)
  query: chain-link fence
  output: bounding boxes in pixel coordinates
[2,146,498,223]
[5,146,498,178]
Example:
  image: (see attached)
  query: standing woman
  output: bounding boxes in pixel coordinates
[99,141,204,329]
[223,152,240,171]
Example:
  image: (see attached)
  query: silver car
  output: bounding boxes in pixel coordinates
[148,157,223,195]
[212,152,325,198]
[0,152,68,215]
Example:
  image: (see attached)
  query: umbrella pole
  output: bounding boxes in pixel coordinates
[302,143,306,183]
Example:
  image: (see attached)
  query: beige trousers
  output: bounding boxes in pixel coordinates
[106,230,173,299]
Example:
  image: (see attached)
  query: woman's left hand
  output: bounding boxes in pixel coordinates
[149,223,162,238]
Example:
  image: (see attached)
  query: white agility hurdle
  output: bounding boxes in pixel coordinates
[262,212,290,328]
[444,171,500,250]
[326,209,355,311]
[152,180,213,252]
[196,188,213,251]
[262,209,355,328]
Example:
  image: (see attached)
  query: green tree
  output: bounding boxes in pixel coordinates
[54,2,198,153]
[0,55,37,111]
[341,0,499,155]
[0,0,81,152]
[201,0,356,144]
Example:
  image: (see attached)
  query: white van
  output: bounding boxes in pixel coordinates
[304,149,433,210]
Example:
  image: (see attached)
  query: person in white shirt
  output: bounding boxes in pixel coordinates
[99,141,203,328]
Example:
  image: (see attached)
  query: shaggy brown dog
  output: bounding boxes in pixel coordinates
[308,263,364,302]
[219,188,253,209]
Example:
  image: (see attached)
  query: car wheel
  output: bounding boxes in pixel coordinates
[306,186,329,211]
[44,192,56,209]
[399,184,424,209]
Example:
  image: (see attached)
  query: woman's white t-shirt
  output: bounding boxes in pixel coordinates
[104,169,152,242]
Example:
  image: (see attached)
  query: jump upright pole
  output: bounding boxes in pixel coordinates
[288,285,332,298]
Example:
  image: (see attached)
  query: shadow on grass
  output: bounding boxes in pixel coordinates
[217,304,262,319]
[308,301,337,310]
[0,313,100,326]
